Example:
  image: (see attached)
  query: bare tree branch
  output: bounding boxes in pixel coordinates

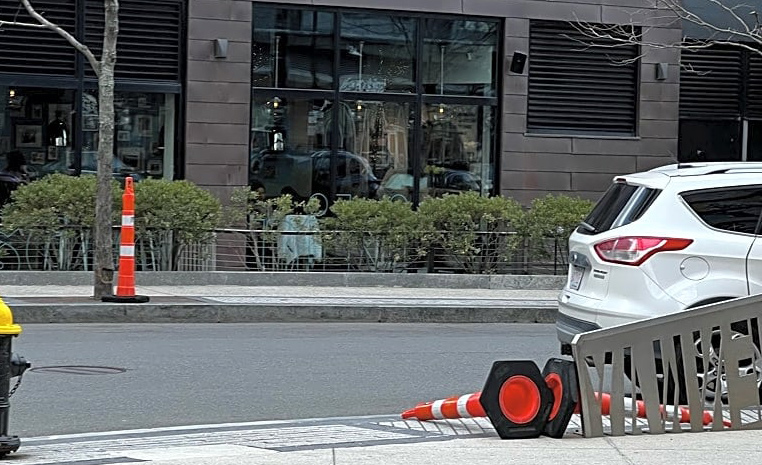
[571,0,762,58]
[18,0,101,75]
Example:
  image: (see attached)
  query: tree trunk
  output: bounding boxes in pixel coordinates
[92,0,119,298]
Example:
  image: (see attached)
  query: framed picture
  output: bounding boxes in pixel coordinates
[137,115,152,135]
[83,115,98,131]
[30,151,45,165]
[31,104,43,120]
[147,159,163,175]
[117,131,131,142]
[47,146,60,161]
[119,147,141,162]
[15,124,43,148]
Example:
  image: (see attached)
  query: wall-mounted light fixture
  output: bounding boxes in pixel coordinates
[213,38,228,59]
[510,51,527,74]
[655,62,668,81]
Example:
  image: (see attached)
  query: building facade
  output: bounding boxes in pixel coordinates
[0,0,755,210]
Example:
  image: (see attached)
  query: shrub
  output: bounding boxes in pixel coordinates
[132,179,221,244]
[517,194,595,241]
[417,192,523,273]
[0,173,122,271]
[321,197,424,272]
[1,173,121,231]
[515,194,595,268]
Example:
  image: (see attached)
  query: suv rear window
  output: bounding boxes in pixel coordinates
[577,182,660,235]
[681,186,762,234]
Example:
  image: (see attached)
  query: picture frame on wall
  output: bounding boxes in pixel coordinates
[117,131,131,142]
[83,115,98,131]
[30,151,45,165]
[31,104,43,120]
[47,146,60,161]
[137,115,152,135]
[15,124,43,148]
[147,159,163,175]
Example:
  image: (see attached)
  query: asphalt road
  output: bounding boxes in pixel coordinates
[8,323,561,437]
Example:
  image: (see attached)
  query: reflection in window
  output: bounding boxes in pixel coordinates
[81,90,175,180]
[420,103,494,199]
[0,86,74,182]
[422,19,497,97]
[340,100,410,200]
[340,14,415,93]
[250,97,337,203]
[252,8,334,89]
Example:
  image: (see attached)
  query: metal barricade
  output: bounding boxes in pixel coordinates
[572,295,762,437]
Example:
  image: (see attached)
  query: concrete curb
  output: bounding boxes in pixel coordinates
[0,271,566,290]
[9,303,558,324]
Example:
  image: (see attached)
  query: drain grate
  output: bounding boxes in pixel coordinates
[30,366,127,375]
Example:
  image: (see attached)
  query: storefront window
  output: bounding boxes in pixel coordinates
[339,13,416,93]
[420,103,494,199]
[338,100,411,200]
[422,19,498,97]
[249,96,335,205]
[251,7,499,207]
[0,86,75,181]
[252,8,334,89]
[81,90,176,180]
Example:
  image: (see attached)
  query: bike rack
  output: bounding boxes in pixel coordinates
[572,294,762,437]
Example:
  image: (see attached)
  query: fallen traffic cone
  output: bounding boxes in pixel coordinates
[401,392,486,420]
[102,176,149,303]
[583,392,731,427]
[402,391,730,428]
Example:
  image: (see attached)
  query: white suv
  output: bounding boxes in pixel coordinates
[557,162,762,354]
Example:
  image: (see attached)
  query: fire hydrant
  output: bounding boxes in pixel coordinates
[0,298,28,458]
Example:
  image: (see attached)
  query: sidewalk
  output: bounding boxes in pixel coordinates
[14,412,760,465]
[0,271,563,324]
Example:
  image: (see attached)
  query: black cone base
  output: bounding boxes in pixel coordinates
[0,435,20,455]
[101,294,150,303]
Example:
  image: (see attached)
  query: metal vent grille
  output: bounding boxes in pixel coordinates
[746,53,762,118]
[0,0,77,75]
[679,47,743,118]
[84,0,183,81]
[527,21,638,135]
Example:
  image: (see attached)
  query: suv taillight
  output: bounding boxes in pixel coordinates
[594,237,693,266]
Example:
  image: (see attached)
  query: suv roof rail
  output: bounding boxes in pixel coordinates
[650,162,762,177]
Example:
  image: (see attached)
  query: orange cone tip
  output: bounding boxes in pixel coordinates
[401,392,486,420]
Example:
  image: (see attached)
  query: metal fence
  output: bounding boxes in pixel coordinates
[0,227,569,274]
[572,295,762,437]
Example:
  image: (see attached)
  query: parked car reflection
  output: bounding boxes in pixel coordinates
[378,169,481,202]
[250,150,380,212]
[39,153,143,182]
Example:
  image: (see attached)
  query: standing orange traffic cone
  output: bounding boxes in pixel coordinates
[102,176,149,303]
[401,392,486,420]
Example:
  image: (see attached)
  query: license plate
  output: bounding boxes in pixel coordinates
[569,265,584,290]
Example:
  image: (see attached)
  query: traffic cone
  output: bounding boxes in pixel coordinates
[479,360,554,439]
[542,358,579,438]
[102,176,149,303]
[401,392,486,420]
[583,392,731,427]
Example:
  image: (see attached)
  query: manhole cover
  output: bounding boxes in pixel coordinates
[29,366,127,375]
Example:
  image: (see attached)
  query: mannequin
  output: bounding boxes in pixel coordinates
[47,110,69,147]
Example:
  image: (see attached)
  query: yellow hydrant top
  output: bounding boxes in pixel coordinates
[0,298,22,335]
